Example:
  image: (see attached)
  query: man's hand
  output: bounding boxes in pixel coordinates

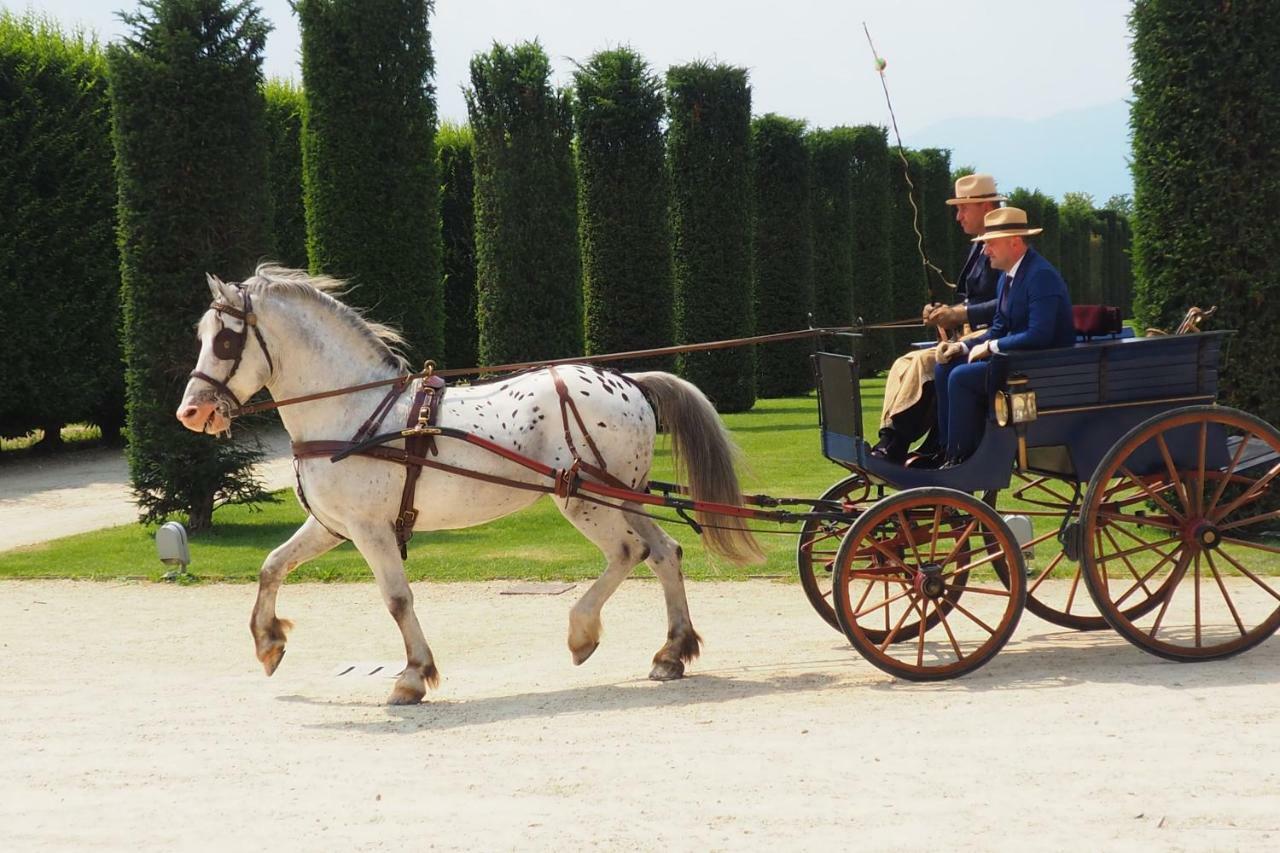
[967,340,992,363]
[936,341,966,364]
[921,302,943,323]
[924,303,967,330]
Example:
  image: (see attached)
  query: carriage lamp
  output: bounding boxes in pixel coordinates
[995,378,1038,428]
[156,521,192,581]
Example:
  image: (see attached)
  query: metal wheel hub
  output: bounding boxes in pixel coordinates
[1184,519,1221,551]
[913,563,946,599]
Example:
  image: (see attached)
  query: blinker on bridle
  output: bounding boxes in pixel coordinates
[189,283,274,414]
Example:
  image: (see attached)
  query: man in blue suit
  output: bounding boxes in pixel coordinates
[934,207,1075,466]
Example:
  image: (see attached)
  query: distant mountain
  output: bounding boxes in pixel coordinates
[906,100,1132,204]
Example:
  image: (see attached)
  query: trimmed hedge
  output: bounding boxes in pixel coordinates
[1130,0,1280,423]
[808,127,855,332]
[751,114,813,396]
[466,41,582,364]
[437,121,478,370]
[0,13,122,445]
[887,149,930,352]
[848,125,894,373]
[1008,187,1062,269]
[1058,193,1095,304]
[573,47,673,371]
[916,147,953,283]
[263,77,307,269]
[1092,209,1133,315]
[297,0,442,364]
[108,0,272,529]
[666,61,755,412]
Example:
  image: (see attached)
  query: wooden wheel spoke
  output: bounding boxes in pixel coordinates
[876,596,918,653]
[1213,546,1280,604]
[946,599,998,636]
[895,511,926,567]
[1218,508,1280,532]
[1204,551,1247,637]
[1216,534,1280,558]
[932,596,964,660]
[1094,535,1182,565]
[1118,465,1185,523]
[1095,510,1180,532]
[942,583,1011,597]
[1194,553,1203,648]
[853,584,917,620]
[1208,430,1254,511]
[1212,461,1280,523]
[1155,434,1193,517]
[1145,558,1190,639]
[1111,547,1179,608]
[938,519,978,569]
[1196,421,1208,517]
[1028,550,1066,596]
[1100,526,1156,598]
[928,506,942,563]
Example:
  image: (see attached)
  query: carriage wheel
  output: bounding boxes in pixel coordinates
[797,473,875,630]
[833,488,1026,680]
[983,474,1172,631]
[1081,406,1280,661]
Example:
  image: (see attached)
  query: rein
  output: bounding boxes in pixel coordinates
[223,323,869,418]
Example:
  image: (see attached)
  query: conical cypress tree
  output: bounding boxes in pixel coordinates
[264,77,307,269]
[466,41,581,365]
[437,121,478,370]
[667,61,755,412]
[298,0,442,364]
[574,47,673,372]
[108,0,272,529]
[848,125,894,373]
[808,127,856,331]
[751,114,813,396]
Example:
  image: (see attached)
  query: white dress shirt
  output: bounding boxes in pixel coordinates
[988,254,1027,355]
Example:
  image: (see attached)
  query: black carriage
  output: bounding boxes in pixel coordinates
[799,328,1280,680]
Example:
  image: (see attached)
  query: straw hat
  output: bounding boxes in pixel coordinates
[971,206,1043,242]
[945,173,1007,206]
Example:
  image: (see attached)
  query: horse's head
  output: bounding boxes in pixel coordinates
[176,273,275,435]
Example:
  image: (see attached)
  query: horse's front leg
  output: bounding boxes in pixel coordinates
[251,516,344,675]
[348,524,439,705]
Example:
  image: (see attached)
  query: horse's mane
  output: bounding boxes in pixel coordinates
[243,264,409,371]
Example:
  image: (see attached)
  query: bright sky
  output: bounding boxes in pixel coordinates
[22,0,1136,197]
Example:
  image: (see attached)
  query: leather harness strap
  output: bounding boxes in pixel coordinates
[546,365,632,492]
[392,373,446,558]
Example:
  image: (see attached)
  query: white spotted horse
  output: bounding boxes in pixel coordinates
[177,266,763,704]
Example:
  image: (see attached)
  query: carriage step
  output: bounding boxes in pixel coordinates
[1060,521,1082,563]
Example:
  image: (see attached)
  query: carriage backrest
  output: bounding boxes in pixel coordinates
[995,330,1229,410]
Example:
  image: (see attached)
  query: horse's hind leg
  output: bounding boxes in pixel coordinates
[251,516,344,676]
[557,500,648,668]
[559,501,697,680]
[347,525,438,706]
[628,513,701,681]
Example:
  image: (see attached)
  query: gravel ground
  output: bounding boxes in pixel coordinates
[2,578,1278,851]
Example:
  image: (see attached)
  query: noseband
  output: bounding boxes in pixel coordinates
[189,284,274,414]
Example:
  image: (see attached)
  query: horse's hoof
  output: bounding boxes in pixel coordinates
[260,645,286,677]
[387,685,425,705]
[648,659,685,681]
[571,641,600,666]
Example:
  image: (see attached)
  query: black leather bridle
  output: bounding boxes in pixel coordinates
[189,284,274,415]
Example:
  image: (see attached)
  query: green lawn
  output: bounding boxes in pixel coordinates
[0,386,888,583]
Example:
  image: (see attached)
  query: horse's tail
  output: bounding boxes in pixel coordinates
[627,372,766,566]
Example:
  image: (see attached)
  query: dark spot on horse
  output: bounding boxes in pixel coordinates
[620,543,630,560]
[511,409,518,418]
[533,406,540,412]
[596,421,606,428]
[676,545,684,560]
[389,595,410,623]
[501,422,507,429]
[579,391,590,397]
[538,414,545,420]
[621,393,629,402]
[500,384,508,390]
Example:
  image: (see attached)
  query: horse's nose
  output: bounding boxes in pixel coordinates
[176,402,208,430]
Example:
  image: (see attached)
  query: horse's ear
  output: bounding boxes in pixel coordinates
[205,273,237,305]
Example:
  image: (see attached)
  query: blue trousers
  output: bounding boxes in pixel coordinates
[934,360,991,460]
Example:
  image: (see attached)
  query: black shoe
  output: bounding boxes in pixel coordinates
[870,428,907,464]
[939,456,967,470]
